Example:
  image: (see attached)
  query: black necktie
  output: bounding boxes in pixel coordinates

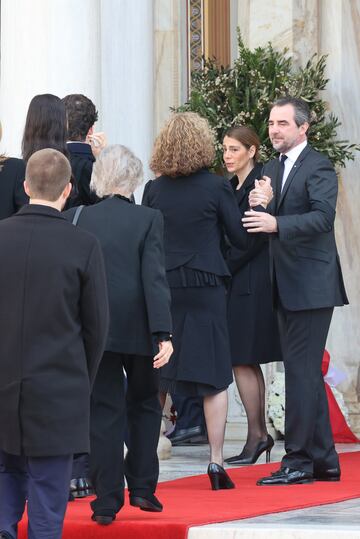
[275,154,288,210]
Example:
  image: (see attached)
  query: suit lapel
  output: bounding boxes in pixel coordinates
[277,145,311,211]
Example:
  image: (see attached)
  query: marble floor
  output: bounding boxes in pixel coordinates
[159,440,360,539]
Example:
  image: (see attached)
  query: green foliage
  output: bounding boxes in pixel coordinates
[177,31,360,169]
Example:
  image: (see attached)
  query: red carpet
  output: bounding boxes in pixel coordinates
[19,451,360,539]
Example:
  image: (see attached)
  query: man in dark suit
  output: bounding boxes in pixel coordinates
[65,144,173,525]
[62,94,108,496]
[0,149,109,538]
[243,97,348,485]
[62,94,106,206]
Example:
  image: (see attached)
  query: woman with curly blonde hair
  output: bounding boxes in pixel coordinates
[143,112,270,490]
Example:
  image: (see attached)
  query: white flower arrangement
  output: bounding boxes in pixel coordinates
[267,372,286,434]
[267,369,351,435]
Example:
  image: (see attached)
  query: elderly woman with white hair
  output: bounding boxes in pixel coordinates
[65,144,173,526]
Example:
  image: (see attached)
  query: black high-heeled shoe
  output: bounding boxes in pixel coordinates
[224,434,274,466]
[207,463,235,490]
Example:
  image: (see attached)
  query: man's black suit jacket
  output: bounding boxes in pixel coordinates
[263,144,348,311]
[65,197,172,356]
[0,205,109,457]
[67,142,100,206]
[0,157,28,219]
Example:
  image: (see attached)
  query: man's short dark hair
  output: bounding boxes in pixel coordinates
[62,94,98,141]
[26,149,71,201]
[271,96,311,127]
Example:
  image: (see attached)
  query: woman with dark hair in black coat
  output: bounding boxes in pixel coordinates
[0,122,28,219]
[22,94,70,162]
[222,126,281,466]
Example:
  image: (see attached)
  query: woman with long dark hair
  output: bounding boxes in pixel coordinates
[22,94,69,163]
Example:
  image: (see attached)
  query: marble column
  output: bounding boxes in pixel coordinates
[319,0,360,435]
[100,0,154,196]
[154,0,187,137]
[0,0,101,156]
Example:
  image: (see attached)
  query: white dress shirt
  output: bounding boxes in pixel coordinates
[280,139,308,191]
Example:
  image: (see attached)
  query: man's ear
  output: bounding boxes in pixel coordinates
[63,182,72,200]
[87,126,94,137]
[23,180,31,197]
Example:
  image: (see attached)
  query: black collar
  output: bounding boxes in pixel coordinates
[15,204,67,220]
[113,194,133,204]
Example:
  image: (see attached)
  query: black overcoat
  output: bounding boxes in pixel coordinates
[226,164,281,365]
[0,157,28,219]
[65,197,172,355]
[0,205,109,456]
[67,142,100,206]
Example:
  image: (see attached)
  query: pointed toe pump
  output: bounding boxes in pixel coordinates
[225,434,274,466]
[207,463,235,490]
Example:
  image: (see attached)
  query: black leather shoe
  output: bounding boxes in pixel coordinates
[207,463,235,490]
[167,426,208,446]
[225,435,274,465]
[70,477,94,498]
[257,467,314,486]
[130,494,163,512]
[91,512,115,525]
[313,466,341,482]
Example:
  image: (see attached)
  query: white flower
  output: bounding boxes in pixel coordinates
[267,372,285,434]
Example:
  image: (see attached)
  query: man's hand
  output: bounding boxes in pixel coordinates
[249,176,273,208]
[87,132,107,158]
[242,210,278,233]
[153,340,173,369]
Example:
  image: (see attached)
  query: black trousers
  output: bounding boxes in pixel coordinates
[277,304,339,473]
[0,450,72,539]
[171,395,205,430]
[90,351,161,516]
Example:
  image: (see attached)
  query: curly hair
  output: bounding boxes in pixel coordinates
[62,94,98,141]
[150,112,215,177]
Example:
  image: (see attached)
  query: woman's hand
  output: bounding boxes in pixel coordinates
[153,341,173,369]
[249,176,273,208]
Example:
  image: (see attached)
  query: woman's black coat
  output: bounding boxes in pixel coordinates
[226,164,281,364]
[0,157,28,219]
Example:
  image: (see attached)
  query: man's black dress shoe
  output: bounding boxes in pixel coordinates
[130,494,163,512]
[257,467,314,486]
[91,512,115,525]
[313,466,341,482]
[167,426,208,446]
[225,435,274,465]
[70,477,94,498]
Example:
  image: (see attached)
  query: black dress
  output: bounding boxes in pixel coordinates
[143,168,251,397]
[226,164,281,365]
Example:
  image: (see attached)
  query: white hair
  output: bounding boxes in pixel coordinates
[90,144,143,197]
